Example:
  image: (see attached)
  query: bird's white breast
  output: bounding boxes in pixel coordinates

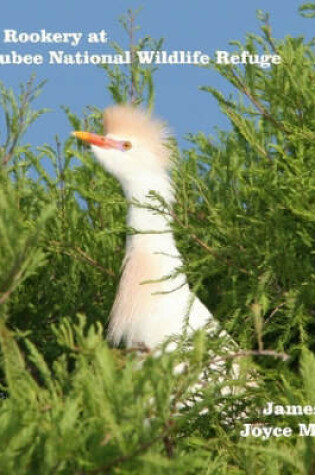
[108,235,214,348]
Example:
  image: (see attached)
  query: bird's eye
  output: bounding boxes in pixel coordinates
[122,141,132,151]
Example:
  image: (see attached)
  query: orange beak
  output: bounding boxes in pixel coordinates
[72,131,120,149]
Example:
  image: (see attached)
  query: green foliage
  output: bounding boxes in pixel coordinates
[176,15,315,360]
[0,316,254,474]
[299,2,315,18]
[101,8,163,110]
[0,7,315,474]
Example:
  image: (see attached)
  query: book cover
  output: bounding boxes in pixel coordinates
[0,1,314,473]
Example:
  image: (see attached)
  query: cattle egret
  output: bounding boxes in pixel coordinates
[73,106,230,352]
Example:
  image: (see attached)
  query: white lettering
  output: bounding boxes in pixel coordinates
[216,50,229,64]
[87,30,108,43]
[215,50,281,68]
[3,29,83,47]
[137,51,156,64]
[240,424,292,439]
[299,424,315,436]
[262,402,273,415]
[0,51,44,65]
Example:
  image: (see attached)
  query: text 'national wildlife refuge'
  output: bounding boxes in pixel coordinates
[0,29,282,68]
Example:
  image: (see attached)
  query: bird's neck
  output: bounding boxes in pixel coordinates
[122,173,176,251]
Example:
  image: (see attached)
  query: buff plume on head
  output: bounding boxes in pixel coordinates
[73,104,175,203]
[103,104,172,169]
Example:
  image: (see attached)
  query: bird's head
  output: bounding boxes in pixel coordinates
[73,105,172,190]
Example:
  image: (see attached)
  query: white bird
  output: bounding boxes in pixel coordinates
[73,106,228,352]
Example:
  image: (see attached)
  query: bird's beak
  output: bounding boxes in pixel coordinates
[72,131,119,149]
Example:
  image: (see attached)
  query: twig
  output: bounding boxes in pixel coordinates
[261,16,279,55]
[128,9,137,103]
[0,288,14,306]
[74,246,115,277]
[163,432,174,458]
[170,210,250,275]
[2,76,35,166]
[212,349,290,363]
[264,302,286,326]
[230,69,288,134]
[85,427,172,474]
[49,240,115,277]
[2,133,20,166]
[0,257,25,305]
[121,345,151,354]
[55,136,66,220]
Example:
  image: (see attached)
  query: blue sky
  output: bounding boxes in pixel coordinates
[0,0,313,151]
